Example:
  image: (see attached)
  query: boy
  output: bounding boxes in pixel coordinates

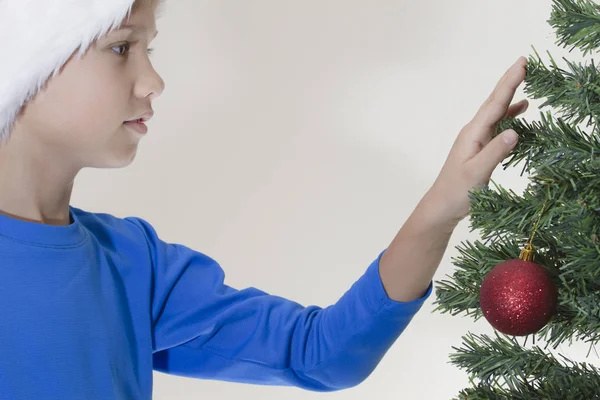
[0,0,529,398]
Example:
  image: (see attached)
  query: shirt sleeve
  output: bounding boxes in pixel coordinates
[126,216,432,391]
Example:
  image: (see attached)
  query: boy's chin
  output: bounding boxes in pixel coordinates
[85,147,139,169]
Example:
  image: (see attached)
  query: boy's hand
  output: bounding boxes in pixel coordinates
[379,56,530,302]
[426,56,529,228]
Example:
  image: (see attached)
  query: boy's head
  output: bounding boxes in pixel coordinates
[0,0,165,169]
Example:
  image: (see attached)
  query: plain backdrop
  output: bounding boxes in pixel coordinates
[71,1,597,398]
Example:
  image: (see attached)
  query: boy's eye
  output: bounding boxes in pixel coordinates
[111,42,155,57]
[111,42,130,56]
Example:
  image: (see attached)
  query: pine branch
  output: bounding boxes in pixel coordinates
[548,0,600,56]
[468,183,599,264]
[434,239,518,318]
[467,181,600,288]
[467,183,561,246]
[451,332,600,400]
[434,180,600,347]
[455,386,511,400]
[523,48,600,126]
[542,292,600,348]
[498,113,600,180]
[455,373,600,400]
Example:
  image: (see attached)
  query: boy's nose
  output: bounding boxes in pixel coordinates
[150,74,166,100]
[137,66,165,101]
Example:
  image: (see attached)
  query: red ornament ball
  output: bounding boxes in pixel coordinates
[479,258,558,336]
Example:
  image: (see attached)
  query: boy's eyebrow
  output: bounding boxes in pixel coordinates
[116,24,159,39]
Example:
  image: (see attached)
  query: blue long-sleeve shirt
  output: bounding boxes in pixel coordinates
[0,205,432,399]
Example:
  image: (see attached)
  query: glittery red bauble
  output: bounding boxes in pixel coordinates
[479,259,558,336]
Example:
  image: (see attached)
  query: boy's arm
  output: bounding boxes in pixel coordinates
[136,57,528,391]
[379,56,528,303]
[130,215,429,391]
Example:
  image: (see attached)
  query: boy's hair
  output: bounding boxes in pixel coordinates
[0,0,163,144]
[133,0,165,15]
[133,0,161,10]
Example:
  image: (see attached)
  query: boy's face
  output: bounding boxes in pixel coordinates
[12,1,164,170]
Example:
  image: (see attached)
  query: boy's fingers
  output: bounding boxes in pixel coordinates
[505,99,529,119]
[468,129,518,181]
[471,57,527,133]
[452,98,527,163]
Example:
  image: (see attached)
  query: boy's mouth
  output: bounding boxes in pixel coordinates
[123,111,153,135]
[123,119,150,135]
[124,111,154,124]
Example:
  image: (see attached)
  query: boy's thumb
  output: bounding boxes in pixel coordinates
[470,129,518,180]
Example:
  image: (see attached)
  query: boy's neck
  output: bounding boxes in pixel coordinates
[0,137,77,226]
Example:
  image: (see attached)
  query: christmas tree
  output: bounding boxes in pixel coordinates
[433,1,600,398]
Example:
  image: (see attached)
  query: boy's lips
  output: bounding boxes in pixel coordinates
[124,111,154,123]
[123,120,148,135]
[123,111,153,135]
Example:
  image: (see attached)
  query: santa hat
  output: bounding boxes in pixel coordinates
[0,0,138,142]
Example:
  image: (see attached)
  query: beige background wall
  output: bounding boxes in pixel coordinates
[72,1,595,398]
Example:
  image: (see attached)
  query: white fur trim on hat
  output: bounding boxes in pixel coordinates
[0,0,137,142]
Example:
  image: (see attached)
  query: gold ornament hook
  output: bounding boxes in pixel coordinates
[519,186,550,262]
[519,242,535,261]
